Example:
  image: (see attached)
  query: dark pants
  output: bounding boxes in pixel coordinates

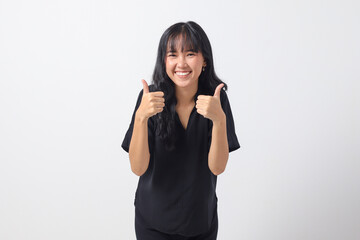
[135,209,218,240]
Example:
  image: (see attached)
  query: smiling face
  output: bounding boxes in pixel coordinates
[165,36,206,90]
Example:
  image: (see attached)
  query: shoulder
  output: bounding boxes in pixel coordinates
[220,89,230,104]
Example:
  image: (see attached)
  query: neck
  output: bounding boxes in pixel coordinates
[175,83,198,106]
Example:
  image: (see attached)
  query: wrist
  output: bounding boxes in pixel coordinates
[135,111,149,123]
[213,112,226,126]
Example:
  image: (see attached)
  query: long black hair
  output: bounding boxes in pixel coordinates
[151,21,228,151]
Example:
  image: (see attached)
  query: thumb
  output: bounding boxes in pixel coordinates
[213,83,224,98]
[141,79,149,94]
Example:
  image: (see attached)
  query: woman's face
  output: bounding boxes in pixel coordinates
[165,40,206,90]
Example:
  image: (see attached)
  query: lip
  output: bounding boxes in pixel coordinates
[175,71,191,78]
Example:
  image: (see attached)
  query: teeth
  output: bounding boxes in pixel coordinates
[176,72,190,76]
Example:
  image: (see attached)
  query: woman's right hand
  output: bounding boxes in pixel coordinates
[136,79,165,121]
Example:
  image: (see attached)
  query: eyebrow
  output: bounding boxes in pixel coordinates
[166,49,197,53]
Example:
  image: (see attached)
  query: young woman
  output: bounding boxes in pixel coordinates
[122,21,240,240]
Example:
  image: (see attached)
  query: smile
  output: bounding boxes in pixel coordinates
[175,71,191,76]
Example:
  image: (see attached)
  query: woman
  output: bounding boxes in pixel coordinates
[122,21,240,240]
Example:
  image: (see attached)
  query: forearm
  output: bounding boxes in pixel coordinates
[208,113,229,176]
[129,112,150,176]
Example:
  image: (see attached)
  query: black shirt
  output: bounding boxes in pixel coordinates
[121,84,240,236]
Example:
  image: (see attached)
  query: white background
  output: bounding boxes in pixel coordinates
[1,0,359,239]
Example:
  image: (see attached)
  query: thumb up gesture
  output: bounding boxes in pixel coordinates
[136,79,165,121]
[195,83,225,123]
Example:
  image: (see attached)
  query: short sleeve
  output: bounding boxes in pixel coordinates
[220,90,240,152]
[121,88,155,154]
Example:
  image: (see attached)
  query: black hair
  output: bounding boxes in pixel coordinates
[151,21,228,151]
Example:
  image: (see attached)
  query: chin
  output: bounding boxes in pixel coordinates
[172,77,198,88]
[175,81,195,88]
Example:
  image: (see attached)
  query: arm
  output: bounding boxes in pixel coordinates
[129,113,150,176]
[208,113,229,176]
[128,80,164,176]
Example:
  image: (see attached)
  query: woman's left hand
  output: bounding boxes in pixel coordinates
[196,83,226,123]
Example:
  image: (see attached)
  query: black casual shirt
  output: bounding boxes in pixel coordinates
[121,84,240,236]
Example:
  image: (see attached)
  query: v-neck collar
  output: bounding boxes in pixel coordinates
[175,105,197,131]
[175,87,203,132]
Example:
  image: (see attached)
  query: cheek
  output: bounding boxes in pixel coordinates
[194,61,204,72]
[195,57,204,68]
[165,63,175,78]
[165,60,175,71]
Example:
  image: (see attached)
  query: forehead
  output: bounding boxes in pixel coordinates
[166,34,199,52]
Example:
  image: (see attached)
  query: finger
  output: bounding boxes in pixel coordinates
[142,79,149,94]
[150,99,165,108]
[151,91,164,97]
[197,95,211,100]
[152,98,165,103]
[155,104,165,111]
[196,103,206,109]
[196,108,206,116]
[156,107,164,113]
[196,99,209,107]
[213,83,224,97]
[154,102,165,108]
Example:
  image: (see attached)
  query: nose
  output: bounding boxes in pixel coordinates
[177,55,188,68]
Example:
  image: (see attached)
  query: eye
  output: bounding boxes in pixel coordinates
[168,54,176,57]
[187,53,195,56]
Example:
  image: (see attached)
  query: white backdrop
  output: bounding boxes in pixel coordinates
[1,0,359,239]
